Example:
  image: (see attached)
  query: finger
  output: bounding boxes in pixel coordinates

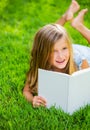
[33,99,46,107]
[33,101,42,107]
[37,99,47,106]
[33,96,47,107]
[37,96,47,103]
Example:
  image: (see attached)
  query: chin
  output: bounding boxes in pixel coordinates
[56,64,67,69]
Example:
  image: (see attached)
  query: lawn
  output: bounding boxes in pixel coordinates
[0,0,90,129]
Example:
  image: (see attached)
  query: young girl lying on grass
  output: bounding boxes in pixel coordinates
[23,0,90,107]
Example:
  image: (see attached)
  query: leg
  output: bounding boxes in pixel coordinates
[56,0,80,25]
[71,9,90,43]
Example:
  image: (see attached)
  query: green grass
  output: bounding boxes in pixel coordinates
[0,0,90,129]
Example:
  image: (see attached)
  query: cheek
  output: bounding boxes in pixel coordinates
[63,51,70,61]
[65,50,70,58]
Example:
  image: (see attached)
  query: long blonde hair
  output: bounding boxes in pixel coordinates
[27,24,76,94]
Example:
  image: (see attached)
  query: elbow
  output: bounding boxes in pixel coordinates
[23,88,26,96]
[23,83,29,96]
[23,87,28,97]
[22,85,33,103]
[23,89,26,100]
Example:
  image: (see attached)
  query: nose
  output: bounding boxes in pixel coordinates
[57,51,63,58]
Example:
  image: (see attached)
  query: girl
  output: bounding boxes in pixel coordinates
[23,0,90,107]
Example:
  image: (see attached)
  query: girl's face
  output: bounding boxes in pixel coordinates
[49,37,70,72]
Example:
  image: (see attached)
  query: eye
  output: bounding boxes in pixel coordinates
[63,47,67,50]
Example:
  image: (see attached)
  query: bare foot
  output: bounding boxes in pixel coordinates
[71,9,88,29]
[63,0,80,21]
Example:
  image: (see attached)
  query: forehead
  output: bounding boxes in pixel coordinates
[54,37,68,48]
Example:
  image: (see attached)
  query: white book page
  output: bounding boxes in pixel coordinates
[72,68,90,76]
[38,69,70,112]
[68,68,90,114]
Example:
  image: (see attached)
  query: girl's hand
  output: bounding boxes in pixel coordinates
[32,96,47,107]
[81,59,90,69]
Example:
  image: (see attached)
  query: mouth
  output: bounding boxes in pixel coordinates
[56,59,65,64]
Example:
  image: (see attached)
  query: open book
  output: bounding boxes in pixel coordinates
[38,68,90,114]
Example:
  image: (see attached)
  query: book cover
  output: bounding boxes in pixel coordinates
[38,68,90,114]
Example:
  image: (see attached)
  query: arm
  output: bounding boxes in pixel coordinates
[23,82,47,107]
[23,82,34,103]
